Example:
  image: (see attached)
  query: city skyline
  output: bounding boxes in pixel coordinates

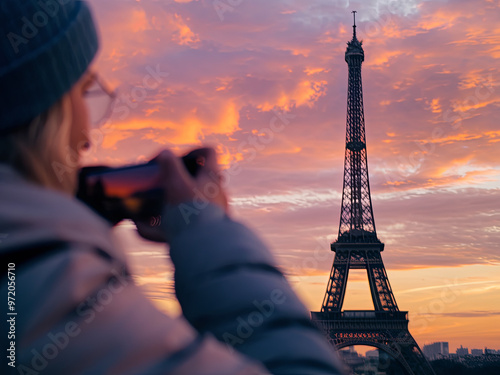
[342,342,500,356]
[84,0,500,353]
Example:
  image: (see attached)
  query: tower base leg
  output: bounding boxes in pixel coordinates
[311,312,435,375]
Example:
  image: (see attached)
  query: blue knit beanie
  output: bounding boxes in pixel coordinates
[0,0,99,132]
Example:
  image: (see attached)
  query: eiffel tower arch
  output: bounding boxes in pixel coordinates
[310,12,435,375]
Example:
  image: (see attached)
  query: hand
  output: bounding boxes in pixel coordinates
[158,147,228,209]
[132,147,228,242]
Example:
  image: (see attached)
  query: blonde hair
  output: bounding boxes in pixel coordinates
[0,95,76,194]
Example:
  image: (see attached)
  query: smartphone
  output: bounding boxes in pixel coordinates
[76,148,207,224]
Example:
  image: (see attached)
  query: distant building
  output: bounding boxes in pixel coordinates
[365,350,379,359]
[456,345,469,356]
[485,348,499,355]
[423,342,449,360]
[471,349,483,356]
[338,347,364,367]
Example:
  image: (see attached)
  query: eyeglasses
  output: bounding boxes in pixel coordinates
[83,74,117,127]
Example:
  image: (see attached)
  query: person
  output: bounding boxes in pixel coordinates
[0,1,345,374]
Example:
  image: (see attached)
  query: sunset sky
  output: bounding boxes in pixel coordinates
[84,0,500,353]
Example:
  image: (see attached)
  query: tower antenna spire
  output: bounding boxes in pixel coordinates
[352,10,357,39]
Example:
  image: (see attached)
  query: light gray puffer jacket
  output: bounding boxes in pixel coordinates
[0,164,344,374]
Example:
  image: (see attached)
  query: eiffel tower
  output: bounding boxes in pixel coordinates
[310,12,435,375]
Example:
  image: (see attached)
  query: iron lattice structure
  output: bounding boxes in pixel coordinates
[311,12,435,375]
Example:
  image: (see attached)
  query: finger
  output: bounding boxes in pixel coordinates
[192,149,228,211]
[194,148,224,185]
[156,149,195,204]
[198,147,218,173]
[157,150,192,183]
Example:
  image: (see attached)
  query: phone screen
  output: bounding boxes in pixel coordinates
[86,163,160,199]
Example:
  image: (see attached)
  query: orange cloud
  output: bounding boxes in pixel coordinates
[168,13,200,46]
[417,9,463,30]
[453,98,499,112]
[257,80,328,111]
[380,19,424,39]
[130,7,152,33]
[429,98,442,113]
[304,67,327,76]
[365,50,406,68]
[105,99,240,148]
[432,156,473,177]
[421,133,484,145]
[100,130,133,150]
[458,69,496,89]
